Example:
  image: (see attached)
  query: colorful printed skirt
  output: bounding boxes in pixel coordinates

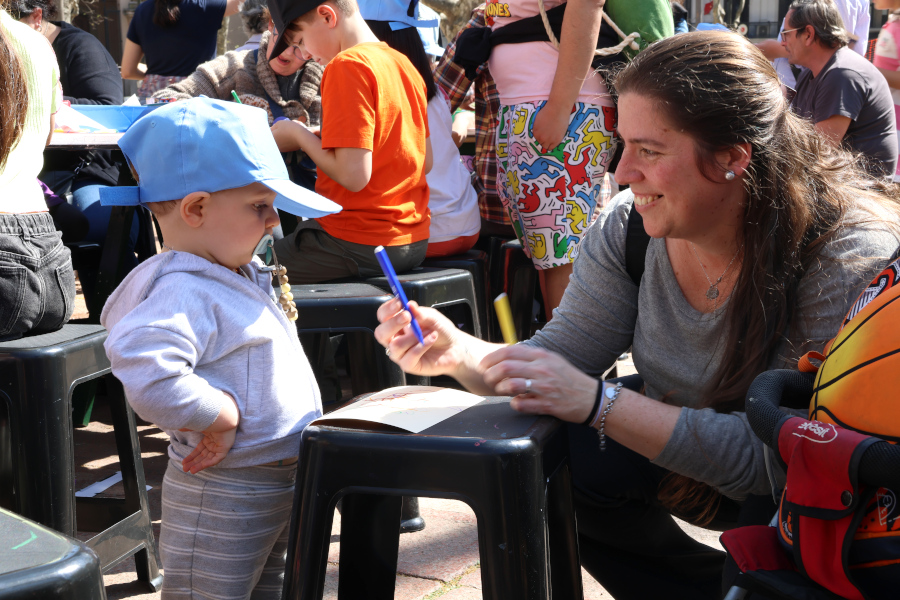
[497,100,617,269]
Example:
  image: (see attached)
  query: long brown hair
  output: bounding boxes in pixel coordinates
[153,0,181,27]
[0,16,28,171]
[612,31,900,522]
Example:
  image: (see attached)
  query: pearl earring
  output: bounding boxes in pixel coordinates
[725,170,736,181]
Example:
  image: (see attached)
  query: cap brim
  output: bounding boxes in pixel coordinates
[99,186,141,206]
[263,178,342,218]
[269,0,322,58]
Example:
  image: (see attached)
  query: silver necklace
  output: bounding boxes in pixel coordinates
[690,242,743,301]
[161,242,177,252]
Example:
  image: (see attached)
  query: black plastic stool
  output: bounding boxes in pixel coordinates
[489,239,538,342]
[422,250,490,342]
[364,266,482,339]
[0,507,106,600]
[282,397,582,600]
[0,324,162,591]
[292,282,406,397]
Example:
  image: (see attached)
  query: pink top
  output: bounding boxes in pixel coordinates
[873,14,900,180]
[486,0,614,107]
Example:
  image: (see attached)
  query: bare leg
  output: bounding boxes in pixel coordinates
[538,263,574,317]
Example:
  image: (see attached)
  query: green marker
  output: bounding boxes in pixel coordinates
[231,90,242,104]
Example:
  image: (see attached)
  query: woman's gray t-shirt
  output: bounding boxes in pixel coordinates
[527,189,899,497]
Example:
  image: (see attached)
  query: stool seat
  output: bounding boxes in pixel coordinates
[282,397,581,600]
[0,507,105,600]
[0,324,162,591]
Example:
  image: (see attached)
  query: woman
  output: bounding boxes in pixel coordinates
[152,22,322,200]
[10,0,133,301]
[873,0,900,183]
[0,7,74,340]
[365,19,481,257]
[121,0,241,98]
[375,31,900,598]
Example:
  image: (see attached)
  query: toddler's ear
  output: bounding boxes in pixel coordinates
[180,191,212,228]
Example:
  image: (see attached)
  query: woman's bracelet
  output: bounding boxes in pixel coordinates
[580,380,606,426]
[594,381,623,451]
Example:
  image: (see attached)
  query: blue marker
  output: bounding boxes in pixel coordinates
[374,245,425,345]
[272,116,290,124]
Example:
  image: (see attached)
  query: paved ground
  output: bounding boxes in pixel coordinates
[69,285,722,600]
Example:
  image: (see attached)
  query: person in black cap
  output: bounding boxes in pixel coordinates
[268,0,434,284]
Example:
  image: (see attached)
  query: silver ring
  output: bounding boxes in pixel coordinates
[524,378,532,394]
[385,347,391,357]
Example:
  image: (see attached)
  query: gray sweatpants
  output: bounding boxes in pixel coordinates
[159,459,297,599]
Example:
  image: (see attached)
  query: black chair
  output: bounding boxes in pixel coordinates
[0,507,106,600]
[487,238,540,342]
[363,266,481,339]
[292,282,406,398]
[0,324,162,592]
[282,397,581,600]
[422,250,490,342]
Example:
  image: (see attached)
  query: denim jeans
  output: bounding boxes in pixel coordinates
[0,212,75,341]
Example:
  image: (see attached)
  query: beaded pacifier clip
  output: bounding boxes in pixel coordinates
[255,234,298,321]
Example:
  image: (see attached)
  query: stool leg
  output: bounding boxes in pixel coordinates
[338,493,402,599]
[400,496,425,533]
[474,470,550,599]
[546,462,583,599]
[105,377,163,591]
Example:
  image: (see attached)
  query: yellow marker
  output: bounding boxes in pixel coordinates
[493,293,518,345]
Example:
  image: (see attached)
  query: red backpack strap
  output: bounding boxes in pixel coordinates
[777,417,881,600]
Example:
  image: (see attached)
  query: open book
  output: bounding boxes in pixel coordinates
[315,386,485,433]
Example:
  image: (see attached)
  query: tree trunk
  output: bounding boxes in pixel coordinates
[422,0,482,41]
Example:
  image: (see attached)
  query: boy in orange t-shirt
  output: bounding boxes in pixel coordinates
[269,0,433,283]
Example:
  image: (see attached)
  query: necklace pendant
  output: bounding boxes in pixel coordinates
[706,285,719,300]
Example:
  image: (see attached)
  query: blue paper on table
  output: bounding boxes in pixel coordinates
[71,105,161,132]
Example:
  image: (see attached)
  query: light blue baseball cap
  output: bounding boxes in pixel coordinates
[357,0,438,31]
[99,97,341,219]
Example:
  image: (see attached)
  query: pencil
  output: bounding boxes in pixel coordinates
[493,293,518,345]
[231,91,242,104]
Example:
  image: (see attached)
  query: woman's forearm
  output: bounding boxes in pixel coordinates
[450,336,508,395]
[601,389,680,460]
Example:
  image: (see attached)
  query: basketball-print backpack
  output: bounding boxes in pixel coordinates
[782,256,900,598]
[720,256,900,600]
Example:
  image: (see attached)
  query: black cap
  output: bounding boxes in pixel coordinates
[268,0,328,57]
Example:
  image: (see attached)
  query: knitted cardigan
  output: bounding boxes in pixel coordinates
[152,31,322,126]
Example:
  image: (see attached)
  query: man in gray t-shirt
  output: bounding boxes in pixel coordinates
[784,0,897,177]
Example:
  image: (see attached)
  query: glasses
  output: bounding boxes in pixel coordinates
[780,26,803,38]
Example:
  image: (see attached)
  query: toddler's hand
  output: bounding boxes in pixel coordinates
[180,391,240,474]
[532,102,569,153]
[181,427,237,474]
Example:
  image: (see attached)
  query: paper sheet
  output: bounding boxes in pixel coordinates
[75,471,151,497]
[53,103,116,134]
[315,386,484,433]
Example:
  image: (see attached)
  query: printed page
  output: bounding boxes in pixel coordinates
[316,386,485,433]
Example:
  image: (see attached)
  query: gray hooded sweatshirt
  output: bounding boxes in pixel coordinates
[101,251,321,468]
